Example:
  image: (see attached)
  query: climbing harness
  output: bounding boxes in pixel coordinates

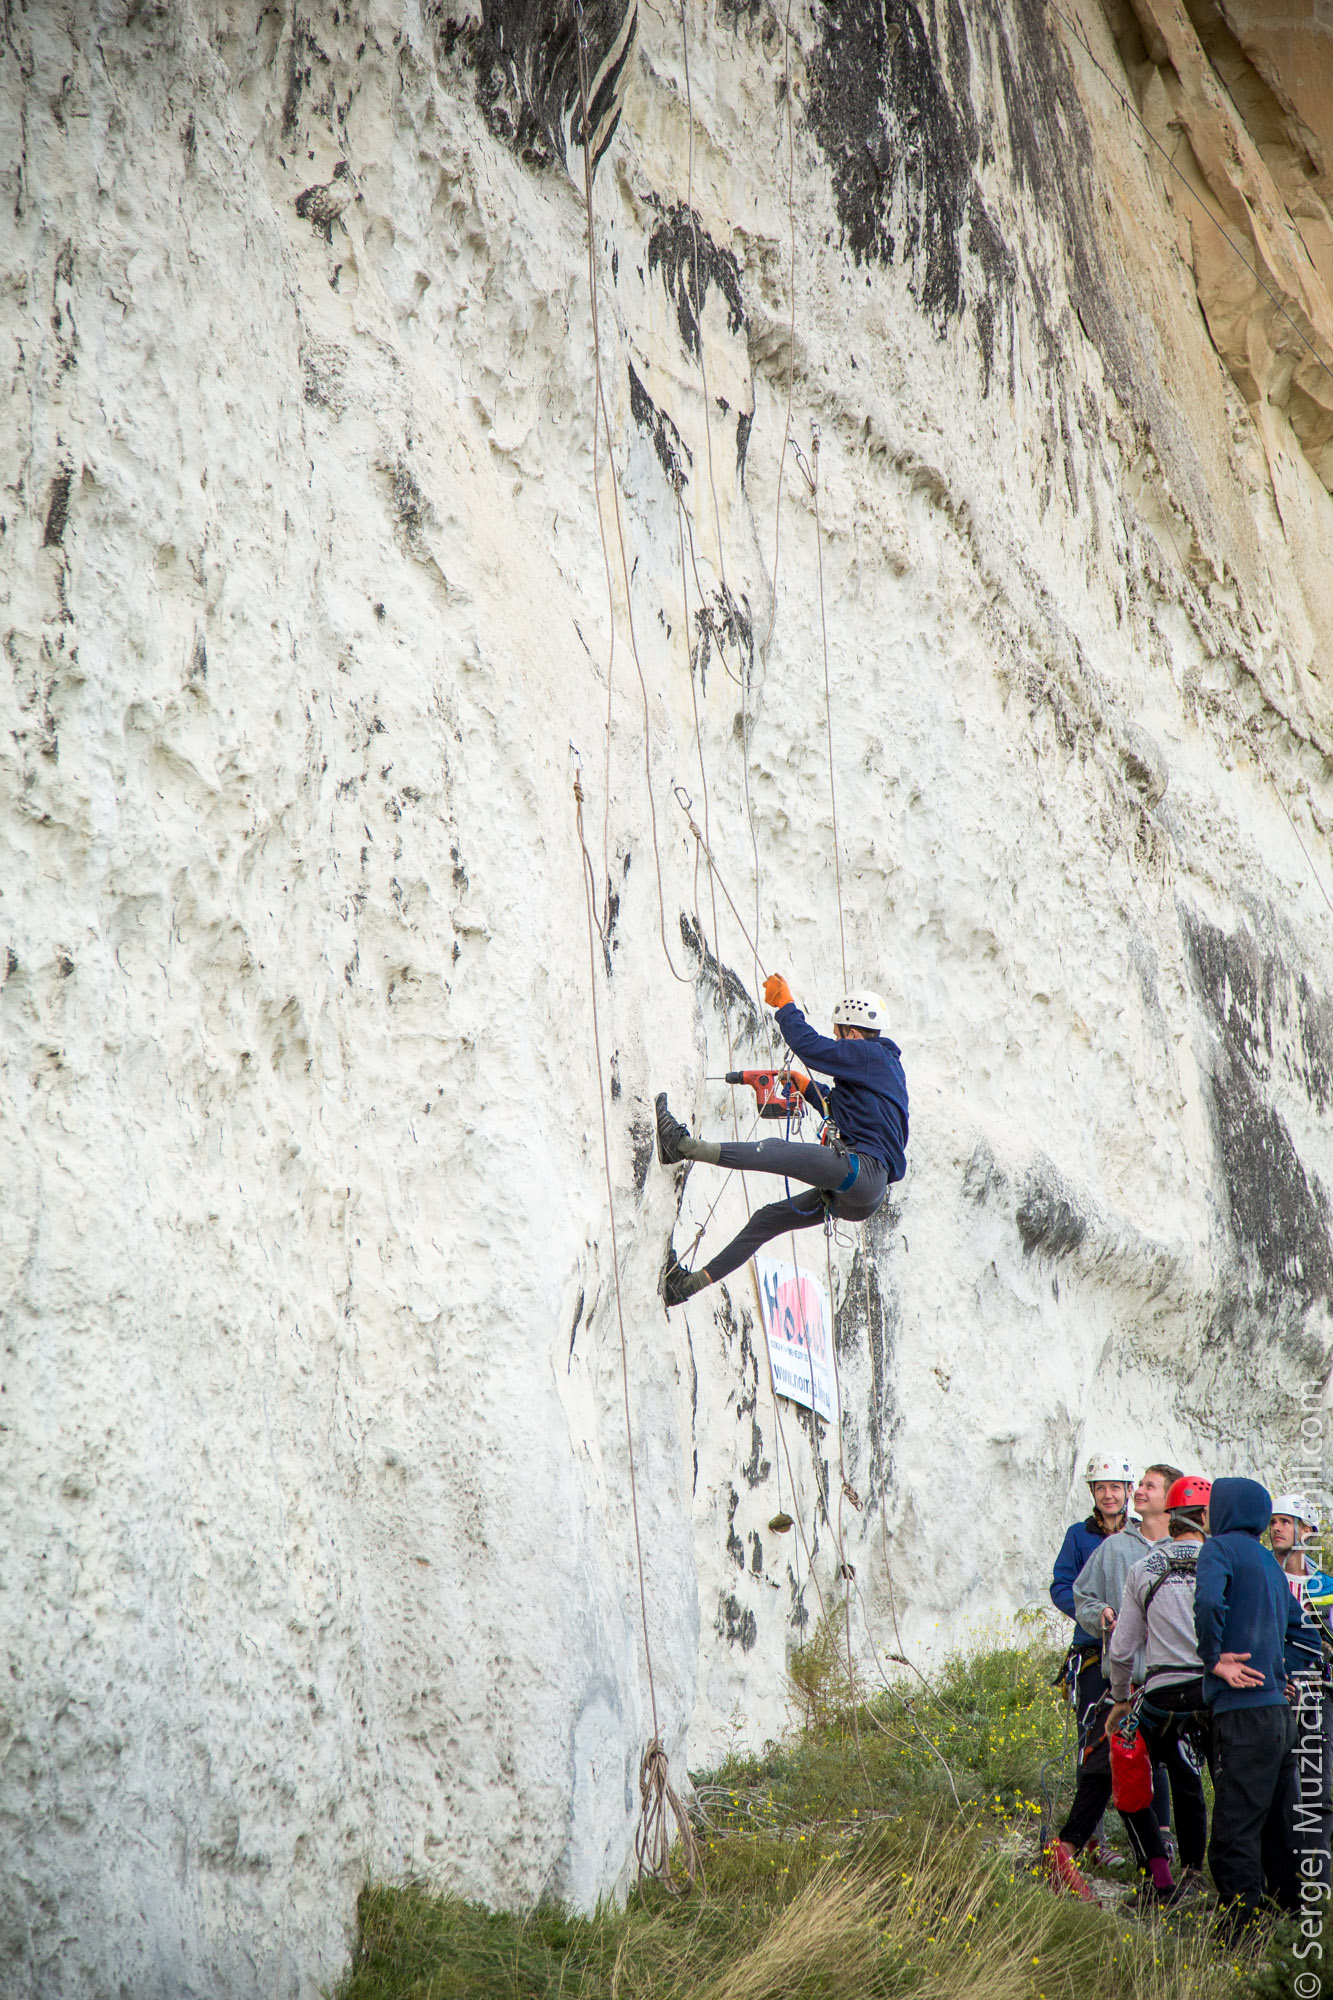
[571,0,937,1827]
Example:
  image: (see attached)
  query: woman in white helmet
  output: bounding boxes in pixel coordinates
[656,975,908,1304]
[1047,1454,1135,1872]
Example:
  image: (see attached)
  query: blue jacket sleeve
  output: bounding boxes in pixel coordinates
[776,1004,878,1084]
[792,1070,831,1114]
[1193,1539,1232,1668]
[1050,1526,1082,1619]
[1285,1588,1323,1679]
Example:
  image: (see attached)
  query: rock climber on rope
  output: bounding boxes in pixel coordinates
[656,976,908,1305]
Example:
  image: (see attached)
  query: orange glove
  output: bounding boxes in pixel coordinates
[789,1069,810,1095]
[763,973,793,1009]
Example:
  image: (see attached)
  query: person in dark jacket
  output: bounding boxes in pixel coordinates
[1051,1453,1134,1647]
[1047,1452,1134,1873]
[1194,1476,1321,1935]
[1052,1453,1132,1753]
[1046,1463,1182,1897]
[657,977,908,1304]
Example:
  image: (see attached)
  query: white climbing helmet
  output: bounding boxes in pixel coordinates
[832,989,889,1033]
[1085,1451,1135,1488]
[1271,1493,1321,1533]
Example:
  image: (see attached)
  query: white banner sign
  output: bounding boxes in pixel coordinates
[754,1255,835,1423]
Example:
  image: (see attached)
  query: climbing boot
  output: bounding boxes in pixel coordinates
[1045,1840,1097,1903]
[662,1261,711,1307]
[656,1092,692,1165]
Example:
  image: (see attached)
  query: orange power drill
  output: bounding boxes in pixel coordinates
[715,1068,806,1120]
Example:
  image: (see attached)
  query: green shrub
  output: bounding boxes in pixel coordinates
[335,1624,1259,2000]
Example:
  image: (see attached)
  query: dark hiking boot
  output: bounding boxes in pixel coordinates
[662,1261,711,1307]
[656,1092,692,1165]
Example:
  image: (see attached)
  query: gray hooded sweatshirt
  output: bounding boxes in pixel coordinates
[1073,1521,1162,1675]
[1108,1540,1204,1702]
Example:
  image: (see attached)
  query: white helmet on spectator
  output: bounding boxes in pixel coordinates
[832,989,888,1034]
[1271,1493,1320,1533]
[1084,1452,1134,1488]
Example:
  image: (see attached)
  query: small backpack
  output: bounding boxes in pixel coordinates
[1109,1716,1154,1813]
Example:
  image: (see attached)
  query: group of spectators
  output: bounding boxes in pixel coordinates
[1047,1453,1332,1943]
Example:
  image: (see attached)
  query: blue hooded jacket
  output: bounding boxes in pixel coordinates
[1050,1515,1112,1649]
[775,1003,908,1179]
[1194,1477,1320,1712]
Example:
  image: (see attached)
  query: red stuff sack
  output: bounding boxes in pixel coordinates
[1109,1718,1154,1813]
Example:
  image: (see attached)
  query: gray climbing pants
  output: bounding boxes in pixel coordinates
[699,1139,888,1285]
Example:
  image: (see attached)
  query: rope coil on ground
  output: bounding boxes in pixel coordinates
[635,1738,701,1893]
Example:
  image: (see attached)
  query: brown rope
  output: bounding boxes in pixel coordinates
[672,785,768,974]
[761,0,800,664]
[792,430,848,990]
[573,8,691,985]
[574,771,701,1895]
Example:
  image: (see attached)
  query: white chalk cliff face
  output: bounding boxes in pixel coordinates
[2,0,1332,1992]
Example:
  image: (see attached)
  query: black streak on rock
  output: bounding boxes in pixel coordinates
[647,201,745,359]
[627,360,692,488]
[1184,912,1333,1312]
[805,0,1140,409]
[838,1225,899,1506]
[806,0,980,319]
[1016,1163,1088,1260]
[630,1114,653,1194]
[735,407,753,477]
[691,585,753,696]
[42,469,71,547]
[741,1413,770,1489]
[474,0,636,175]
[717,1591,758,1650]
[726,1485,745,1567]
[679,912,762,1042]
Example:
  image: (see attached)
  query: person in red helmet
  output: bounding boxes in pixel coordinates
[1105,1476,1219,1906]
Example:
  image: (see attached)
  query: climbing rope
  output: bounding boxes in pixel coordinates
[669,12,881,1762]
[574,0,926,1813]
[574,770,701,1895]
[761,0,800,666]
[573,5,691,986]
[635,1739,700,1889]
[672,785,767,973]
[791,430,848,989]
[676,0,773,1030]
[1249,727,1333,924]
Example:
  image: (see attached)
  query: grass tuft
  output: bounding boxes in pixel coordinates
[335,1624,1287,2000]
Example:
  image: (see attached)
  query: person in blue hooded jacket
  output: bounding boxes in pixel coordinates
[1193,1476,1321,1934]
[656,977,908,1304]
